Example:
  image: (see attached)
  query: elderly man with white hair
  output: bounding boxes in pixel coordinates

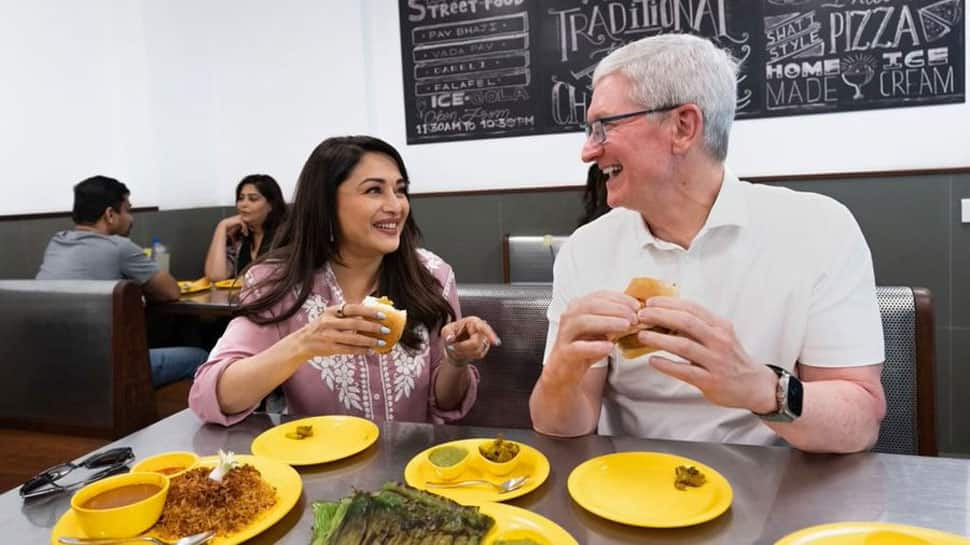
[530,33,886,454]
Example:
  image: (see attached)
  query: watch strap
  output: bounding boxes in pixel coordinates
[754,364,802,422]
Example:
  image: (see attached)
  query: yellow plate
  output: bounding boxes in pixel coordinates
[403,438,550,504]
[567,451,732,528]
[50,454,302,545]
[214,278,241,289]
[775,522,970,545]
[178,277,211,295]
[479,502,578,545]
[251,415,379,466]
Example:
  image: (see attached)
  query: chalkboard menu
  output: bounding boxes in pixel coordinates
[399,0,965,144]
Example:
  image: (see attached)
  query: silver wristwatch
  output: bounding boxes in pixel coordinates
[754,364,803,423]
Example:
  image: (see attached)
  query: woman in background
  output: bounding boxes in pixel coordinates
[190,136,497,425]
[204,174,287,280]
[578,163,610,226]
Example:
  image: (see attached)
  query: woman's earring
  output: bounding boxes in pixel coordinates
[329,221,335,243]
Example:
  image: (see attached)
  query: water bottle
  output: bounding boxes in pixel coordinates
[151,237,170,273]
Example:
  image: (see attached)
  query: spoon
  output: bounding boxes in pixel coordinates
[425,475,529,494]
[59,530,215,545]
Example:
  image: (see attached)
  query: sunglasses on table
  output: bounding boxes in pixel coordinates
[19,447,134,500]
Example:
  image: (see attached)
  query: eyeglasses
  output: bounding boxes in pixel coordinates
[583,105,681,145]
[19,447,134,500]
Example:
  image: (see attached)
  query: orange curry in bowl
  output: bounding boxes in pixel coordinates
[81,483,163,510]
[131,451,200,479]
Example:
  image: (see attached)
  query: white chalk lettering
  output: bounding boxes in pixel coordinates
[766,77,839,108]
[766,59,840,79]
[549,0,739,62]
[829,6,920,53]
[882,47,950,69]
[551,80,589,125]
[409,0,483,23]
[879,65,954,97]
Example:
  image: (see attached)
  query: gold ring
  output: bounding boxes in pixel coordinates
[336,303,347,318]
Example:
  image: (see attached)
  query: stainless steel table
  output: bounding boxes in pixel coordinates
[3,410,967,544]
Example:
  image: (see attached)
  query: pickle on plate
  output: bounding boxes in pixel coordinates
[285,424,314,440]
[674,465,706,490]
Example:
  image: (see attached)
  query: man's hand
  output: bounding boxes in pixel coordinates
[531,290,633,437]
[634,296,778,413]
[142,270,180,302]
[545,291,640,387]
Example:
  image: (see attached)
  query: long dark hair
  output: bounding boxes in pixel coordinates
[578,164,610,227]
[237,136,455,351]
[236,174,287,235]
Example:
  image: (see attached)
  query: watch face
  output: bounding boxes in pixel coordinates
[788,375,804,416]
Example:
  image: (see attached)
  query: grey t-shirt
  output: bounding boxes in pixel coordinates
[36,230,159,284]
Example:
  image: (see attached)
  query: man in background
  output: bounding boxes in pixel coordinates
[37,175,206,387]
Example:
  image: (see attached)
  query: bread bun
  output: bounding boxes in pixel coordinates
[613,277,678,359]
[362,296,407,354]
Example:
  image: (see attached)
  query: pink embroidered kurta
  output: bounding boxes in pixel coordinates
[189,249,478,426]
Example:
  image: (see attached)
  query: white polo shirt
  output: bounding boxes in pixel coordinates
[543,168,885,446]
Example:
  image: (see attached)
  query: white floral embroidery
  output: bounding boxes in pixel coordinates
[392,353,424,402]
[309,354,365,412]
[302,294,329,321]
[301,287,373,418]
[378,354,393,421]
[417,248,443,273]
[359,356,373,420]
[294,260,440,420]
[387,326,428,403]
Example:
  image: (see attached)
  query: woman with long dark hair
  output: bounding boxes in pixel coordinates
[578,164,610,227]
[204,174,287,280]
[190,136,498,425]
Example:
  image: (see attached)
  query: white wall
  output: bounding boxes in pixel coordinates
[0,0,371,215]
[140,0,371,210]
[1,1,967,215]
[0,0,157,215]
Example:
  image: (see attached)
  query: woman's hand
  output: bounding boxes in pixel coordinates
[220,215,250,243]
[285,303,389,361]
[441,316,501,366]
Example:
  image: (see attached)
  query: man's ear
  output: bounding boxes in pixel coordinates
[102,206,116,225]
[670,104,704,155]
